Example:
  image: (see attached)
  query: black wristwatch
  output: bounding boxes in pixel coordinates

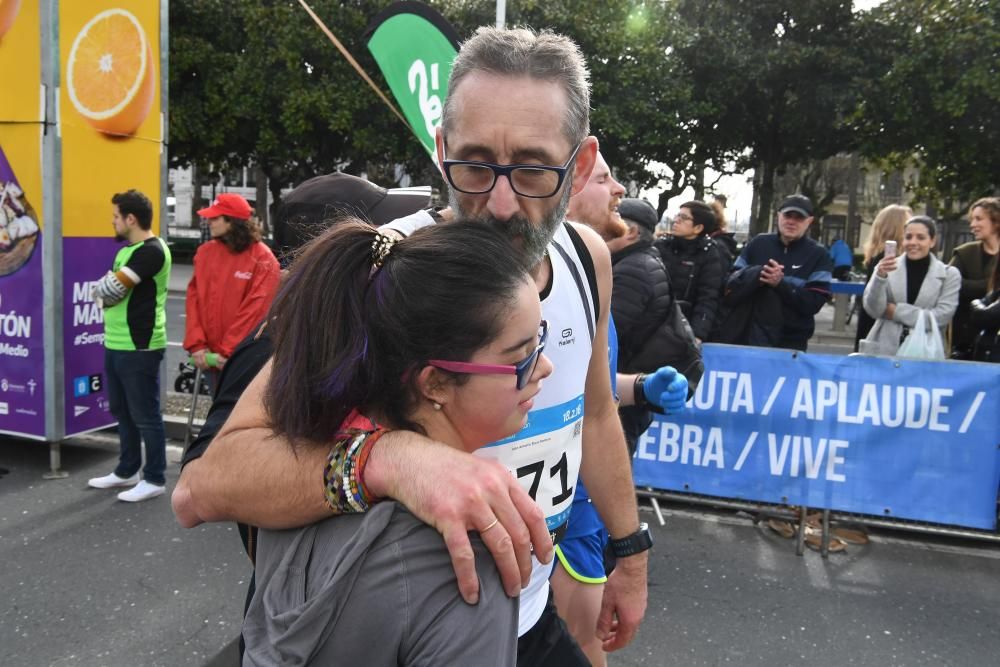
[633,375,664,415]
[610,522,653,557]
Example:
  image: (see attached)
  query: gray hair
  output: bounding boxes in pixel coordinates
[442,26,591,146]
[624,220,654,245]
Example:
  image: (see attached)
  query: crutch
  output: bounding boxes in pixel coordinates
[182,367,203,451]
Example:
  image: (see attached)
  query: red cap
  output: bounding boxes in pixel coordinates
[197,193,253,220]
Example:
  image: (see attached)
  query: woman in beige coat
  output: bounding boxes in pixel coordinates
[860,216,961,356]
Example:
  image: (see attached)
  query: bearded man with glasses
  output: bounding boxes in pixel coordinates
[174,27,652,666]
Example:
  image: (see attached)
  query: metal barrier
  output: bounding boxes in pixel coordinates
[636,487,1000,559]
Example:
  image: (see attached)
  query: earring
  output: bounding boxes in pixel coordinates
[433,402,442,411]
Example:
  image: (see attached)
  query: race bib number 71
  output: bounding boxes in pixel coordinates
[477,396,584,545]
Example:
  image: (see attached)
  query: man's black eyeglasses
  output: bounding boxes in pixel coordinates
[442,142,583,199]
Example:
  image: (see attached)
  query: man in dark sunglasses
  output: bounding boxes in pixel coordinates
[176,27,652,666]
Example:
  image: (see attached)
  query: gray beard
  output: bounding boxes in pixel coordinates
[448,183,572,268]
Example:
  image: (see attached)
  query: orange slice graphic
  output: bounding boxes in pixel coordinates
[66,8,155,136]
[0,0,21,40]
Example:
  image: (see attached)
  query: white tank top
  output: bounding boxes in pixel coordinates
[385,214,597,635]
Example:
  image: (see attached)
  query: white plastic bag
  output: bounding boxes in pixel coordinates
[896,309,945,360]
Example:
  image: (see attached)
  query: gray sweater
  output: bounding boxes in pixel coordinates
[243,502,517,666]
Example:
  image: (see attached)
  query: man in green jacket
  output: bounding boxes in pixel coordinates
[87,189,172,502]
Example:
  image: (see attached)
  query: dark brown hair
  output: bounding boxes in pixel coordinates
[219,215,262,253]
[681,200,719,237]
[970,197,1000,239]
[264,219,530,447]
[111,190,153,230]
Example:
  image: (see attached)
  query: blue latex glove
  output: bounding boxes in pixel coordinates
[643,366,689,414]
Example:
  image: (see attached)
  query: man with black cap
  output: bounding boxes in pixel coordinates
[722,194,833,351]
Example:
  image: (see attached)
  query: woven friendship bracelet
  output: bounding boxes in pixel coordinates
[322,426,389,515]
[343,433,370,513]
[322,436,353,515]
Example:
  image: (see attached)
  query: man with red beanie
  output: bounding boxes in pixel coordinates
[184,193,279,385]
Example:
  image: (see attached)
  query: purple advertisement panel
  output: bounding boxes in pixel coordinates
[0,145,45,438]
[62,236,118,435]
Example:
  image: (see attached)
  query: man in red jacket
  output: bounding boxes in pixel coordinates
[184,193,279,382]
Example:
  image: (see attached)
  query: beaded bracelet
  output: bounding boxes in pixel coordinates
[322,426,388,515]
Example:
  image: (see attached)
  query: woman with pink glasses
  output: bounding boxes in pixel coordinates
[242,220,551,666]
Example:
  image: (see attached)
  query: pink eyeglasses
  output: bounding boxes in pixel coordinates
[428,320,548,390]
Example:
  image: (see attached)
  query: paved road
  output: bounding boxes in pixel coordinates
[0,434,247,667]
[2,432,999,666]
[615,505,1000,666]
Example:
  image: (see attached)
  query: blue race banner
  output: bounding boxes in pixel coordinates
[633,344,1000,530]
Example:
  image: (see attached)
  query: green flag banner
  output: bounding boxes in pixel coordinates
[365,2,460,159]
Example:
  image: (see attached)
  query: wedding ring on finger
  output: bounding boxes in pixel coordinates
[480,518,500,534]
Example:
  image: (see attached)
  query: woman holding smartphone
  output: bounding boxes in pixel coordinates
[859,216,961,356]
[242,220,552,666]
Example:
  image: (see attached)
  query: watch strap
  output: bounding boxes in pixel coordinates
[632,374,664,415]
[610,522,653,557]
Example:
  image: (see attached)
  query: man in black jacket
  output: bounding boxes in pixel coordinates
[608,198,683,373]
[720,194,833,351]
[654,200,728,343]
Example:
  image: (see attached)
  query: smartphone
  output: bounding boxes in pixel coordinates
[884,240,897,259]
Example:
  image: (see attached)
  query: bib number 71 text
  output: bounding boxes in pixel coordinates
[517,452,574,506]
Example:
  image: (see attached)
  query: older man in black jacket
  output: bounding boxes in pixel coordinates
[610,199,686,372]
[588,196,701,427]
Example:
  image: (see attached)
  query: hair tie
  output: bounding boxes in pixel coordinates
[370,231,398,273]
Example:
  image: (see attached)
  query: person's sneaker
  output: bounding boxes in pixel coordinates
[88,472,139,489]
[117,480,165,502]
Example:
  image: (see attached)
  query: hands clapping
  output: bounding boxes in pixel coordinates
[759,259,784,287]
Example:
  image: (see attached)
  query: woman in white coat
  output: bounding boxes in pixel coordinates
[860,216,961,356]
